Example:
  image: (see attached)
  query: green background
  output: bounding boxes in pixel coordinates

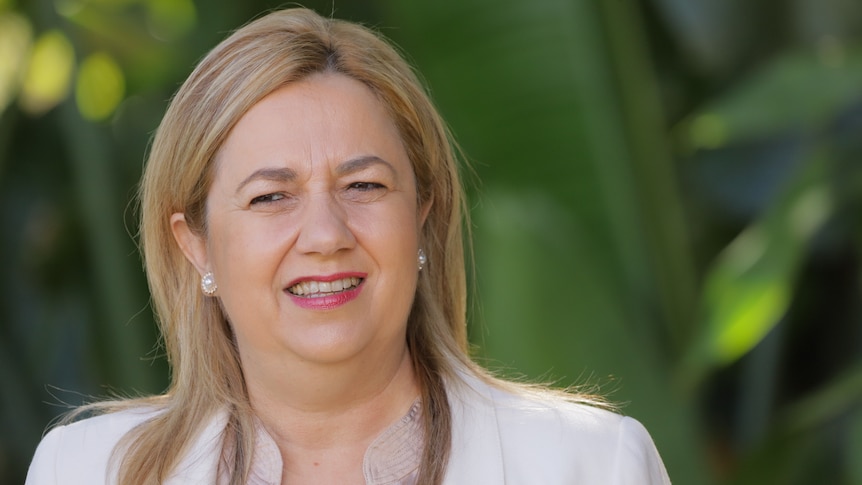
[2,0,862,483]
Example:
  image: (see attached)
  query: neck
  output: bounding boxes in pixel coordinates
[244,344,420,450]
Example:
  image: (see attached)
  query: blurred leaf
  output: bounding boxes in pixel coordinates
[75,52,125,121]
[686,154,832,377]
[598,0,697,349]
[679,46,862,150]
[0,11,31,114]
[60,2,168,58]
[687,135,806,219]
[780,363,862,435]
[20,30,75,115]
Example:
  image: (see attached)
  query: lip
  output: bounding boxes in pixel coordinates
[285,272,366,311]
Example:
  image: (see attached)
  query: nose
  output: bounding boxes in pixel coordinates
[294,192,356,256]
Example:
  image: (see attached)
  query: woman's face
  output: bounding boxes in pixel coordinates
[172,73,428,370]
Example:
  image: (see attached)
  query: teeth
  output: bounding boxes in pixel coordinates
[289,277,360,297]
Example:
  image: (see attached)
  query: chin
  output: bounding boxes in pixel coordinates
[278,326,378,363]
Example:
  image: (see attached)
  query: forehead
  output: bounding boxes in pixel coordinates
[213,72,411,183]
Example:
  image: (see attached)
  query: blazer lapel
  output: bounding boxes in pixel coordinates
[164,409,229,485]
[443,373,505,484]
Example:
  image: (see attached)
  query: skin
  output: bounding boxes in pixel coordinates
[171,73,431,484]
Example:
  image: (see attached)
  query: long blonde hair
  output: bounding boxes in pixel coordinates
[117,8,476,484]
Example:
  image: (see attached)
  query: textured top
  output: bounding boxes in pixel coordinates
[221,399,423,485]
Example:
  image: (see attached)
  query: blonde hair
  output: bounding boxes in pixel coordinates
[120,8,477,485]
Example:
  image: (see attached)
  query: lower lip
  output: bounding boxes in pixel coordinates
[287,283,363,310]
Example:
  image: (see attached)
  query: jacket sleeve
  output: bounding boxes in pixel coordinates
[26,425,66,485]
[612,416,671,485]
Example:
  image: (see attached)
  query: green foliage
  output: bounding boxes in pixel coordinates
[689,156,831,376]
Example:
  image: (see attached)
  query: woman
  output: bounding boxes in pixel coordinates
[27,8,670,485]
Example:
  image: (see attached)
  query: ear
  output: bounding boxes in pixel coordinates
[170,213,210,276]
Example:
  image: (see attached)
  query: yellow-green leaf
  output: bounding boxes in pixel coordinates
[690,154,831,372]
[20,30,75,115]
[75,52,125,121]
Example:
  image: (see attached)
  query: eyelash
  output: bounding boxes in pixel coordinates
[249,182,385,206]
[250,193,286,205]
[348,182,385,191]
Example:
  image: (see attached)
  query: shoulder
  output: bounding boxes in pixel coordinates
[25,407,159,485]
[493,387,668,482]
[486,380,632,447]
[447,370,671,484]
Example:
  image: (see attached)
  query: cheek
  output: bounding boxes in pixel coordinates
[352,203,421,262]
[208,214,296,282]
[351,205,420,250]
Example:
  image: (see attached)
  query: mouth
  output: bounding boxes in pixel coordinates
[287,276,363,298]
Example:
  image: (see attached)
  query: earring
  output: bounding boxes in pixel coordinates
[417,248,427,271]
[201,272,218,296]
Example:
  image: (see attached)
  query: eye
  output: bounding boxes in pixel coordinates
[347,182,385,191]
[343,181,388,203]
[250,193,286,205]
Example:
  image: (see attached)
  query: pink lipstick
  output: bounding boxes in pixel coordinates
[285,272,365,310]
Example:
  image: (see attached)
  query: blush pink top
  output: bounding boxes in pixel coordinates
[220,400,424,485]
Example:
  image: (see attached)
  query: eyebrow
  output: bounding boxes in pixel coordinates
[336,155,397,177]
[234,156,397,195]
[235,167,298,195]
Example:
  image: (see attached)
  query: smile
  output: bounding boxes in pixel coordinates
[287,276,362,297]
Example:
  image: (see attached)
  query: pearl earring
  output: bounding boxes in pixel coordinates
[201,272,218,296]
[417,248,427,271]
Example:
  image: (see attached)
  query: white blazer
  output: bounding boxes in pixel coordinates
[26,372,671,484]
